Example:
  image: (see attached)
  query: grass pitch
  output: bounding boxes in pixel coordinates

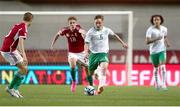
[0,85,180,106]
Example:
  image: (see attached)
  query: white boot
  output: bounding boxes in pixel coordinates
[14,90,24,98]
[5,87,19,98]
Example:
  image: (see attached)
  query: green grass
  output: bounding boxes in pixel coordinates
[0,85,180,106]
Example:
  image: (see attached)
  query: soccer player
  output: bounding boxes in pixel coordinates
[0,12,33,98]
[51,16,88,92]
[146,15,170,90]
[85,15,128,95]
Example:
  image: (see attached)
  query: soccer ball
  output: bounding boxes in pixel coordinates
[84,86,95,96]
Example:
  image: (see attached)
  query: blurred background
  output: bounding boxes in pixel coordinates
[0,0,180,86]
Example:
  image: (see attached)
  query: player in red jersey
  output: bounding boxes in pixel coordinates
[51,16,88,92]
[0,12,33,98]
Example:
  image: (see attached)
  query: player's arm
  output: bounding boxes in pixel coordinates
[113,34,128,49]
[164,36,170,48]
[18,37,28,65]
[79,28,86,38]
[76,24,86,38]
[84,42,90,58]
[51,33,60,49]
[145,36,162,45]
[84,29,91,57]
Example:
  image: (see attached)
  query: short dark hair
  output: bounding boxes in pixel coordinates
[23,12,33,22]
[94,15,104,21]
[68,16,77,21]
[150,14,164,25]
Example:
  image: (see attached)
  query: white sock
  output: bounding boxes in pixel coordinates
[98,66,106,88]
[93,66,100,80]
[154,67,160,87]
[160,65,167,88]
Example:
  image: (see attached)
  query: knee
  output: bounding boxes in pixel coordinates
[70,60,77,69]
[71,66,76,70]
[19,67,28,75]
[99,62,108,71]
[160,65,166,71]
[97,66,107,76]
[70,62,76,69]
[99,65,108,71]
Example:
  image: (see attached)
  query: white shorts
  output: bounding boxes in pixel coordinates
[0,50,23,65]
[68,51,88,66]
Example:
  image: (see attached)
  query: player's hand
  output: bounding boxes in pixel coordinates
[122,43,128,49]
[79,29,86,35]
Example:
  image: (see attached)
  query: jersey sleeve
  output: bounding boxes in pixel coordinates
[85,29,92,43]
[58,27,66,36]
[108,28,115,35]
[146,28,152,38]
[19,24,27,39]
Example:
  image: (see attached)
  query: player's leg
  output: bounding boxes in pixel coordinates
[94,68,99,80]
[78,62,89,82]
[9,51,27,88]
[150,53,160,89]
[68,53,78,92]
[159,51,167,90]
[76,52,89,78]
[11,51,27,98]
[12,62,27,98]
[0,54,19,98]
[94,66,110,80]
[96,53,109,94]
[1,50,26,98]
[69,58,77,92]
[87,53,99,86]
[97,62,108,94]
[77,60,90,86]
[69,58,77,82]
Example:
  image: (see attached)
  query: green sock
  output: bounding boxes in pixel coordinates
[14,76,24,90]
[70,68,76,82]
[9,73,22,89]
[86,75,93,86]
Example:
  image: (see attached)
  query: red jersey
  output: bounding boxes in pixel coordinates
[59,25,85,53]
[1,22,27,52]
